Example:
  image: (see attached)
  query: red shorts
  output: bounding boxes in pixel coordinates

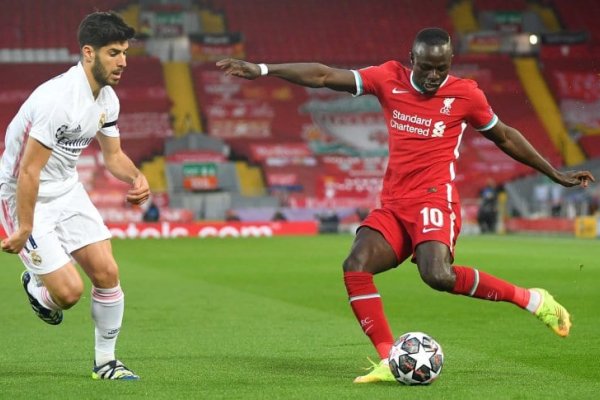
[361,185,462,264]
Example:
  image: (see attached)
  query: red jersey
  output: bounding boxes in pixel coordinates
[356,61,497,202]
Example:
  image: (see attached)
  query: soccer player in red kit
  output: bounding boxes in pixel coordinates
[217,28,595,383]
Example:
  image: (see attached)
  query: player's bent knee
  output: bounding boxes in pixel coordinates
[342,254,364,272]
[419,269,454,292]
[88,265,120,288]
[52,284,84,309]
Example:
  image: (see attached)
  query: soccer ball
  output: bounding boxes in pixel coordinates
[388,332,444,385]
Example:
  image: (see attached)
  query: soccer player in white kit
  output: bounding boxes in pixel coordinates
[0,12,150,380]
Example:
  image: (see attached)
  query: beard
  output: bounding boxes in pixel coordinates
[91,57,120,87]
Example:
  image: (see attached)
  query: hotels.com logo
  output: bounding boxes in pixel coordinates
[108,222,274,239]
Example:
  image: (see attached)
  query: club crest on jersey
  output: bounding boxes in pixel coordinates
[98,113,106,129]
[440,97,455,115]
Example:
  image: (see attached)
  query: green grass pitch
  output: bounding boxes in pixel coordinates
[0,234,599,399]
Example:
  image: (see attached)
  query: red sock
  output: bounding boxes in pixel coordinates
[452,266,530,308]
[344,271,394,359]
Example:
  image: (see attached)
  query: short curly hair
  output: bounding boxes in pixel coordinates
[413,28,451,49]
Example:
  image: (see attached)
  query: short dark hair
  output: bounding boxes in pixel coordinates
[77,11,135,49]
[413,28,451,48]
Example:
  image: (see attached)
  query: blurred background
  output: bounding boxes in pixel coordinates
[0,0,599,239]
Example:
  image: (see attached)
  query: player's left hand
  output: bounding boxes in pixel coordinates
[126,174,150,205]
[555,170,595,188]
[216,58,261,80]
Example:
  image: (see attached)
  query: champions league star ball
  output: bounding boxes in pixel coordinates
[388,332,444,385]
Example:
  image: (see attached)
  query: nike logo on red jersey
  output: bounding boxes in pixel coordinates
[392,88,409,94]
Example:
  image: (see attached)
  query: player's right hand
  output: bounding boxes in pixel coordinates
[555,170,595,188]
[216,58,261,80]
[0,228,31,254]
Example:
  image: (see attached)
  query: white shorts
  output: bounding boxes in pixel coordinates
[0,182,111,275]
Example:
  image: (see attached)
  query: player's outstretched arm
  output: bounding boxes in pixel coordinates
[96,133,150,205]
[482,120,595,188]
[216,58,357,93]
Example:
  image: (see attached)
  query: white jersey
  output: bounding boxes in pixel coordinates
[0,62,120,197]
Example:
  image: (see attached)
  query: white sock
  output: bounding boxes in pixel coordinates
[526,289,542,313]
[27,275,61,310]
[91,285,124,366]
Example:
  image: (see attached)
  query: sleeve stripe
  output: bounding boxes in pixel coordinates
[351,70,363,97]
[102,120,118,128]
[476,114,498,131]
